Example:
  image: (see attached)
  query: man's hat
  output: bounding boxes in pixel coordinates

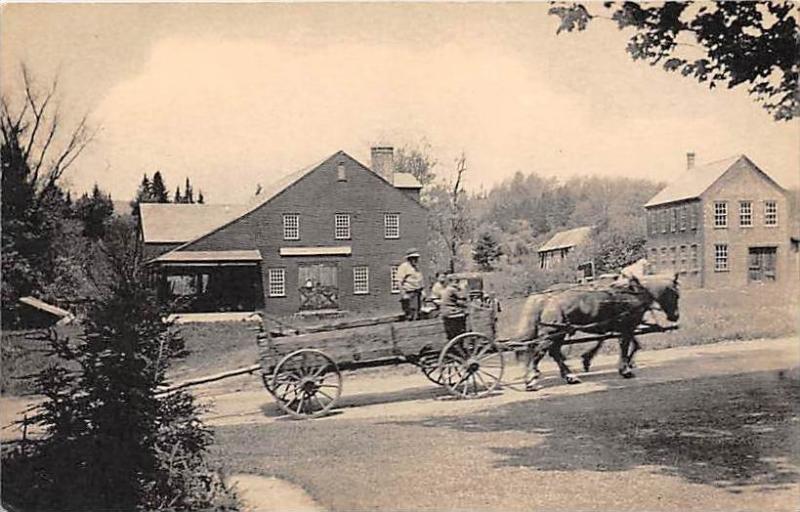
[405,248,421,259]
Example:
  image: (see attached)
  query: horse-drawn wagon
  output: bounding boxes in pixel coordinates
[253,272,680,419]
[256,302,505,418]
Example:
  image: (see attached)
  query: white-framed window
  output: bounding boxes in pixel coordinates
[670,208,677,232]
[679,245,687,272]
[268,268,286,297]
[337,162,347,181]
[739,201,752,227]
[714,244,728,272]
[690,203,698,230]
[679,206,687,231]
[670,246,677,269]
[283,213,300,240]
[660,210,667,234]
[390,265,400,294]
[690,244,699,271]
[765,200,778,226]
[384,213,400,239]
[353,266,369,295]
[714,201,728,228]
[660,247,668,268]
[334,213,351,240]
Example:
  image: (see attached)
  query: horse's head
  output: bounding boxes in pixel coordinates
[640,273,680,322]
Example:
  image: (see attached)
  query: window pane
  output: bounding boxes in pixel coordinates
[268,268,286,297]
[283,214,300,240]
[390,265,400,293]
[714,244,728,272]
[335,213,351,240]
[384,213,400,239]
[714,202,728,228]
[353,266,369,294]
[765,200,778,226]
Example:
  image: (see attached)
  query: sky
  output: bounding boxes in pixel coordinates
[1,2,798,205]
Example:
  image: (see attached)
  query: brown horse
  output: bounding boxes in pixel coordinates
[514,273,680,389]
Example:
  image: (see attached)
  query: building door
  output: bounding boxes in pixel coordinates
[748,247,777,282]
[298,263,339,310]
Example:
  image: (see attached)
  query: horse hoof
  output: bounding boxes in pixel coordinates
[620,369,636,379]
[581,356,591,372]
[565,374,582,385]
[525,381,542,392]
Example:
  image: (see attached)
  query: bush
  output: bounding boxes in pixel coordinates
[1,240,238,511]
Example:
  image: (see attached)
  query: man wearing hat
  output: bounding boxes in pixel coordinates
[397,248,424,321]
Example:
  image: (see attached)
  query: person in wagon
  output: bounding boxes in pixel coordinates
[429,272,448,308]
[397,248,425,320]
[441,274,469,340]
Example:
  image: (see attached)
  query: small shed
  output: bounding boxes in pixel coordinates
[538,226,593,270]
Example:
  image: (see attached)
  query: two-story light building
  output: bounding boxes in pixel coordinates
[140,147,427,315]
[644,153,794,288]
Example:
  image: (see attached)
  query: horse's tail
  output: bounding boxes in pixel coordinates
[514,294,545,342]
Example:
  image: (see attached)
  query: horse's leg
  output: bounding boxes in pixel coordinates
[618,333,635,379]
[580,340,604,372]
[549,338,581,384]
[627,336,642,369]
[524,342,549,391]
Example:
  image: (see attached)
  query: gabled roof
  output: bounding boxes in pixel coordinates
[147,150,425,263]
[644,154,784,208]
[538,226,593,253]
[140,203,247,243]
[393,172,422,189]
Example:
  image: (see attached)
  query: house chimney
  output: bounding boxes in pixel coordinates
[686,152,696,170]
[370,146,394,183]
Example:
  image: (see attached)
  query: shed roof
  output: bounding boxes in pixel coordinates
[140,203,247,243]
[538,226,593,253]
[153,249,262,264]
[644,154,784,208]
[392,172,422,189]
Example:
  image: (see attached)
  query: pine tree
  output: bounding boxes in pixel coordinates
[174,186,183,204]
[1,231,238,510]
[130,174,153,217]
[151,171,169,203]
[473,230,503,271]
[197,190,205,204]
[75,184,115,240]
[184,177,194,204]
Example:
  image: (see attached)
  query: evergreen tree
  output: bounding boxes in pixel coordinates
[473,230,503,271]
[174,185,183,204]
[75,184,115,240]
[184,177,194,204]
[197,190,205,204]
[1,229,237,510]
[130,174,153,217]
[151,171,169,203]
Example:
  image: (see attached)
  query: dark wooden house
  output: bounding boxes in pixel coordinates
[142,147,427,315]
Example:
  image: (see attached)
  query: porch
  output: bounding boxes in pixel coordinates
[151,250,264,313]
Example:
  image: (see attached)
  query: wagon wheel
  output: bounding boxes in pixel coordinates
[270,349,342,419]
[416,349,456,386]
[438,332,504,399]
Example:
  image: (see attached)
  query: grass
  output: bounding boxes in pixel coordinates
[2,286,797,397]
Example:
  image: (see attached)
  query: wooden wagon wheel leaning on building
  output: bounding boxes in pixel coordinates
[438,332,504,399]
[268,349,342,419]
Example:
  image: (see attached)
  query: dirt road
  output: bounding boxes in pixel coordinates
[206,337,799,511]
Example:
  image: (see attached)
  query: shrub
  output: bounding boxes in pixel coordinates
[1,236,238,511]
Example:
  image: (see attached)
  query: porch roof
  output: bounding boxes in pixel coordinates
[152,249,262,265]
